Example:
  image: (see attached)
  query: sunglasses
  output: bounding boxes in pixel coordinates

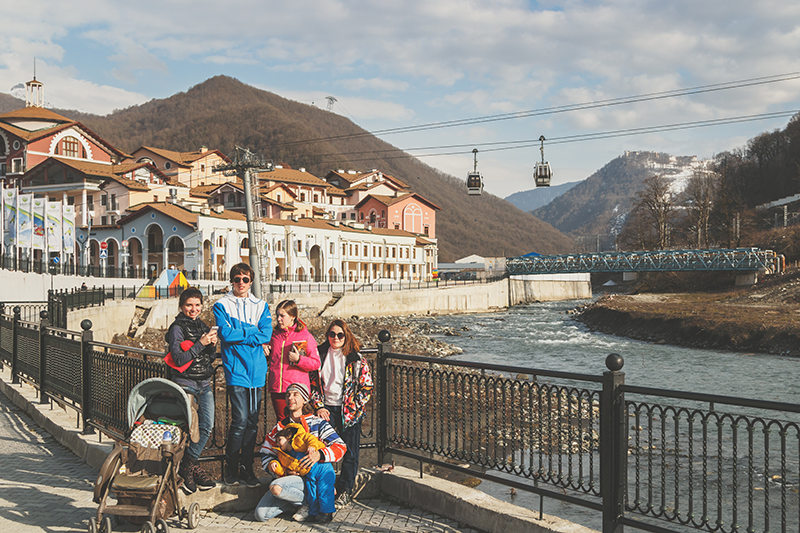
[232,276,251,284]
[327,331,345,340]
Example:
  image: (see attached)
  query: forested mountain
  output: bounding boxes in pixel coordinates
[505,181,580,212]
[1,76,573,261]
[532,152,702,237]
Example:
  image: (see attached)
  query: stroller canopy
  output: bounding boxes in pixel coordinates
[127,377,193,429]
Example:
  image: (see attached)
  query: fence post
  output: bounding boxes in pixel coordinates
[11,306,20,384]
[38,310,49,404]
[600,353,626,533]
[376,329,392,467]
[80,319,95,435]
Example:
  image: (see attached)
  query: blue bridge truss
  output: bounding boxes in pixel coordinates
[507,248,779,275]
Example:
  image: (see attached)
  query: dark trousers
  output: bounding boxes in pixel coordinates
[328,405,361,495]
[226,386,262,471]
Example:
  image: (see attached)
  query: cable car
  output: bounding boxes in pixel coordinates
[534,135,552,187]
[467,148,484,195]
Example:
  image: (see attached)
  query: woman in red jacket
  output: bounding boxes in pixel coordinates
[267,300,320,419]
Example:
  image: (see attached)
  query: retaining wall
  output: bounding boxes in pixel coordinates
[0,270,144,302]
[509,274,591,304]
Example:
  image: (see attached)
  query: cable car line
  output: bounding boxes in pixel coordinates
[265,71,800,149]
[306,109,800,163]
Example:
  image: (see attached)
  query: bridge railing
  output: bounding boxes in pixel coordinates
[374,338,799,533]
[508,248,779,275]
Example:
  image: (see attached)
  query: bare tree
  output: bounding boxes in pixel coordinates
[684,170,716,248]
[631,175,675,250]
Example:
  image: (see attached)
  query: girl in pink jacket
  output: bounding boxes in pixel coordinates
[267,300,320,419]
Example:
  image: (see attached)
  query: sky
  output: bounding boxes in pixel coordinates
[3,0,800,198]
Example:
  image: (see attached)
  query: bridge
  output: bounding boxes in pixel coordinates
[507,248,780,275]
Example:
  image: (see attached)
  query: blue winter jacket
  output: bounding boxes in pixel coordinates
[213,291,272,388]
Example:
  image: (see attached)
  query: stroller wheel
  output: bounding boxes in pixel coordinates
[100,516,112,533]
[187,502,200,529]
[155,518,169,533]
[140,521,155,533]
[87,517,97,533]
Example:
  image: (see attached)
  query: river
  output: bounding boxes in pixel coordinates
[414,299,800,532]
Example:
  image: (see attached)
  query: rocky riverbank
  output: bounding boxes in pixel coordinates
[573,269,800,357]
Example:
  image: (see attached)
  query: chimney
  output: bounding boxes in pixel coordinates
[200,145,208,153]
[201,207,211,215]
[213,205,224,214]
[299,167,306,172]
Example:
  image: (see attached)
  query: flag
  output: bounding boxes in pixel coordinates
[63,205,75,253]
[32,198,45,250]
[17,194,32,249]
[3,189,16,247]
[46,202,62,252]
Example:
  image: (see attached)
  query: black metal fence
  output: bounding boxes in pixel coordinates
[373,344,800,533]
[1,307,795,533]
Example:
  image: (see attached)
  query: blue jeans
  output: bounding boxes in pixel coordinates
[254,475,305,521]
[328,405,361,494]
[181,383,214,461]
[226,386,262,470]
[305,462,336,516]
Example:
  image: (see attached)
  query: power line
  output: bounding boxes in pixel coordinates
[266,71,800,149]
[309,109,799,165]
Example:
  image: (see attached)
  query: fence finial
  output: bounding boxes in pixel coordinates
[378,329,392,343]
[605,353,624,371]
[80,319,92,331]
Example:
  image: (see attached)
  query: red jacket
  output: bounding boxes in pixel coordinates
[267,324,320,393]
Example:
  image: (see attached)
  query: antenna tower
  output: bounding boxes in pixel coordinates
[213,147,274,297]
[325,96,337,112]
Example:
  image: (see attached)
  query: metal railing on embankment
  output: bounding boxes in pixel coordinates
[373,339,800,533]
[0,308,795,533]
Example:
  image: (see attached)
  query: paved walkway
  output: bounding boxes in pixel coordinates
[0,391,480,533]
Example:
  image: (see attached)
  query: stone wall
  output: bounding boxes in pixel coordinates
[509,273,591,304]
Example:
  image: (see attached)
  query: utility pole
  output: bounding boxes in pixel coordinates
[213,147,273,298]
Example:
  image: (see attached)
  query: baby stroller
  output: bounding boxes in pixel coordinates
[90,378,201,533]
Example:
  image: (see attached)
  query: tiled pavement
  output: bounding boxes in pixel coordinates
[0,390,480,533]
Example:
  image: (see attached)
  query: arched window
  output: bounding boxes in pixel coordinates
[277,240,283,252]
[403,204,423,233]
[62,136,80,158]
[369,211,377,224]
[228,193,237,206]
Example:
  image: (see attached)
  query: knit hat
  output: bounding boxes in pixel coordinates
[286,382,309,402]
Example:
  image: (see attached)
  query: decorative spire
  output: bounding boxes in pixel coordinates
[26,59,44,107]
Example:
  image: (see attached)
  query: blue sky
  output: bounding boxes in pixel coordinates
[4,0,800,198]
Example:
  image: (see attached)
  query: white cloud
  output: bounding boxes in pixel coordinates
[337,78,409,92]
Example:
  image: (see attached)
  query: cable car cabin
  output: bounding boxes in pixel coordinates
[467,172,484,195]
[534,161,552,187]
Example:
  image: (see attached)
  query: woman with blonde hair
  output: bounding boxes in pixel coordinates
[311,319,373,509]
[266,300,320,419]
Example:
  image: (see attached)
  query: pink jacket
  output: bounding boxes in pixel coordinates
[267,324,320,394]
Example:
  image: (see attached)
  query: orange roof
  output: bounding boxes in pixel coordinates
[0,106,73,123]
[257,167,329,188]
[356,192,441,211]
[135,146,230,167]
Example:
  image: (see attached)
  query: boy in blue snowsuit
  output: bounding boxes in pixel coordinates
[213,262,272,486]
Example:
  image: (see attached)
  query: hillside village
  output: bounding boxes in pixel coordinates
[0,78,441,284]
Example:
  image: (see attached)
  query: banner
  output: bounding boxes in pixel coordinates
[46,201,62,252]
[3,189,16,247]
[32,198,45,250]
[17,194,32,250]
[62,205,75,254]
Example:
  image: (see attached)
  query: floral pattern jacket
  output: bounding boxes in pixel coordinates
[310,341,374,428]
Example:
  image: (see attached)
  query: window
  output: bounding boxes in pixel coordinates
[392,248,396,258]
[342,244,346,255]
[329,197,333,204]
[11,158,23,173]
[413,249,416,259]
[424,225,429,236]
[200,164,205,172]
[101,216,108,225]
[101,195,108,207]
[341,213,346,220]
[382,210,385,218]
[67,196,75,206]
[300,193,306,202]
[62,137,80,158]
[153,195,159,202]
[363,245,368,256]
[350,213,356,220]
[165,161,172,170]
[111,194,117,211]
[110,215,116,224]
[277,194,282,202]
[228,193,236,206]
[0,163,6,176]
[87,195,94,209]
[277,240,282,252]
[394,223,400,230]
[373,246,377,256]
[297,240,303,253]
[349,244,353,255]
[330,243,335,255]
[313,194,319,203]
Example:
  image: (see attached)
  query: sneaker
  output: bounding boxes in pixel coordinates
[335,491,352,510]
[192,463,217,491]
[223,465,239,486]
[292,505,309,522]
[239,465,260,487]
[179,461,197,495]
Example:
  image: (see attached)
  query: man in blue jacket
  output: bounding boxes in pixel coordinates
[213,263,272,486]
